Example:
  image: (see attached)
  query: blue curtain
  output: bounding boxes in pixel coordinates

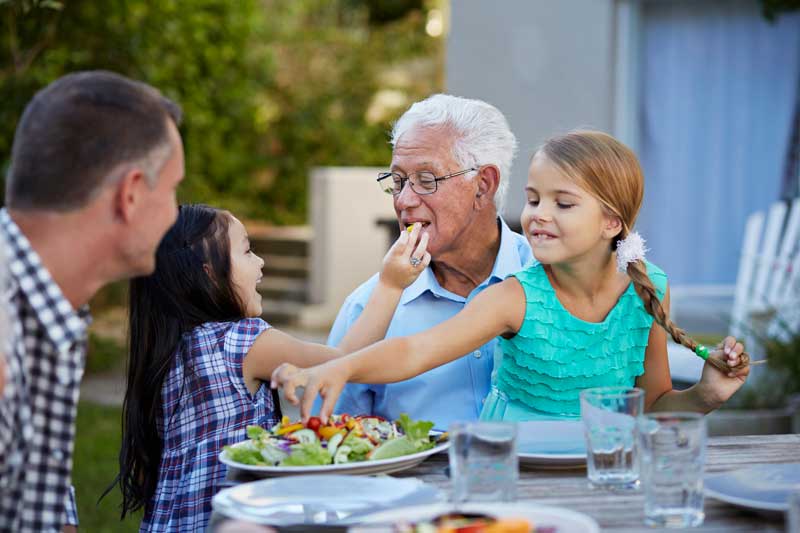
[637,0,800,285]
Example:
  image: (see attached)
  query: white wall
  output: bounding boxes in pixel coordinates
[447,0,617,224]
[301,167,397,328]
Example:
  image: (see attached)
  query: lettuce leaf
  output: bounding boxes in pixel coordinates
[279,441,332,466]
[223,444,269,466]
[396,413,435,451]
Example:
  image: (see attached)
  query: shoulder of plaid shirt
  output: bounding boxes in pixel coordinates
[0,209,89,532]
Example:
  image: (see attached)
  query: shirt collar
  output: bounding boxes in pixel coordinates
[1,209,91,352]
[400,217,524,305]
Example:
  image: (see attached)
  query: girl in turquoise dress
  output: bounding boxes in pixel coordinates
[274,130,751,422]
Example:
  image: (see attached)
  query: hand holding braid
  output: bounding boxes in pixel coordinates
[625,259,751,374]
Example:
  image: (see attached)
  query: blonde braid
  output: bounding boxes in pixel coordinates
[626,259,749,373]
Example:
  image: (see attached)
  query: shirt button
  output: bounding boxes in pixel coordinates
[473,350,482,359]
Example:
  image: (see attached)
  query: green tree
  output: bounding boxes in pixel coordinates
[0,0,443,223]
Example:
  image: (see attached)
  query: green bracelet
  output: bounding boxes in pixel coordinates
[695,345,709,360]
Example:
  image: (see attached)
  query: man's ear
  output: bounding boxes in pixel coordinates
[475,165,500,205]
[114,167,147,223]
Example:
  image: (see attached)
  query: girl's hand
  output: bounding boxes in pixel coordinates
[698,336,750,408]
[271,360,350,424]
[378,222,431,291]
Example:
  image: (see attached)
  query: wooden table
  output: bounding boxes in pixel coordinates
[214,434,799,532]
[393,434,800,532]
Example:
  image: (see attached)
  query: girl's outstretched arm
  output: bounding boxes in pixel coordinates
[272,277,527,422]
[636,285,750,413]
[243,224,430,389]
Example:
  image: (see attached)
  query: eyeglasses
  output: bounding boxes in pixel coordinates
[376,167,479,196]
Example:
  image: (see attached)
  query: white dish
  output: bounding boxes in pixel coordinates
[354,502,600,533]
[517,420,587,468]
[705,462,800,512]
[212,475,441,525]
[220,437,449,477]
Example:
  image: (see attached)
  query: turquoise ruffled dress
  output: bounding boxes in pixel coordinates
[480,261,667,421]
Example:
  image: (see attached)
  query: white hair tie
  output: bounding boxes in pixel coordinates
[616,231,648,273]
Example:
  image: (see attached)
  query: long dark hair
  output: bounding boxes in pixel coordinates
[116,204,245,517]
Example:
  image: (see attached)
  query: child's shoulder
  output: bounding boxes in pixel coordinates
[192,317,271,340]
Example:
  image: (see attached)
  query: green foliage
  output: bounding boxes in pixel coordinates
[85,332,125,375]
[728,319,800,409]
[0,0,443,223]
[74,401,140,532]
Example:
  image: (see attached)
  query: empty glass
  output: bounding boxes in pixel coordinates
[639,412,706,528]
[580,386,644,490]
[448,421,518,503]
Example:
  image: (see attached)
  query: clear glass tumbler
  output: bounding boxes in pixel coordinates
[448,421,518,503]
[580,386,644,490]
[639,412,706,528]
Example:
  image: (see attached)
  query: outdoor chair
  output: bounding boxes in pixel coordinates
[668,197,800,384]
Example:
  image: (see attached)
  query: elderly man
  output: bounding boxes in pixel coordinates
[328,94,532,428]
[0,71,184,532]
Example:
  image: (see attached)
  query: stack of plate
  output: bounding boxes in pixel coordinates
[212,475,441,525]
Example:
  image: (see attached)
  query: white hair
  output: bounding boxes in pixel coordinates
[390,94,517,211]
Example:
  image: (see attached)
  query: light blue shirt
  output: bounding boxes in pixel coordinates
[326,218,533,430]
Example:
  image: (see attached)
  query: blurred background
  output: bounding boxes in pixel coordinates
[2,0,799,530]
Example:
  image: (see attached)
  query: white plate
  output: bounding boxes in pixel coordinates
[517,421,586,468]
[354,502,599,532]
[705,463,800,512]
[212,475,442,525]
[220,437,449,477]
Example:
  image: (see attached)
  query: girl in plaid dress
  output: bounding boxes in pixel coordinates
[115,204,430,532]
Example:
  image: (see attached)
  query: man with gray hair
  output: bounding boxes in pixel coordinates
[328,94,532,428]
[0,71,184,532]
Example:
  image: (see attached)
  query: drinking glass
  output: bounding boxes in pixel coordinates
[580,386,644,490]
[448,421,518,503]
[639,412,706,528]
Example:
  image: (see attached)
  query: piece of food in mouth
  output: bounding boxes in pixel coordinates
[407,224,415,233]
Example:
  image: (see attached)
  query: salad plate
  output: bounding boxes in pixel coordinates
[220,438,448,477]
[705,463,800,513]
[212,475,442,525]
[517,420,587,468]
[220,414,449,477]
[354,502,600,533]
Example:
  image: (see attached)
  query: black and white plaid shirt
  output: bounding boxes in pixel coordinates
[0,209,91,532]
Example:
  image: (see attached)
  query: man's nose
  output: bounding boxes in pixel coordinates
[394,179,421,209]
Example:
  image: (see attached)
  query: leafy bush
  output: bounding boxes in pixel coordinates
[728,317,800,409]
[0,0,443,223]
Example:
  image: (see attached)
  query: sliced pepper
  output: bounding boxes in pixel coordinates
[318,425,344,441]
[276,422,304,435]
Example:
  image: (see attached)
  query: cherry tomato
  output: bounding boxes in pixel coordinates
[306,416,322,433]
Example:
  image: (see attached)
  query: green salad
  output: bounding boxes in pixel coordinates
[223,413,438,467]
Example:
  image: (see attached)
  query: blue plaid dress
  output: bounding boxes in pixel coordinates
[141,318,280,532]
